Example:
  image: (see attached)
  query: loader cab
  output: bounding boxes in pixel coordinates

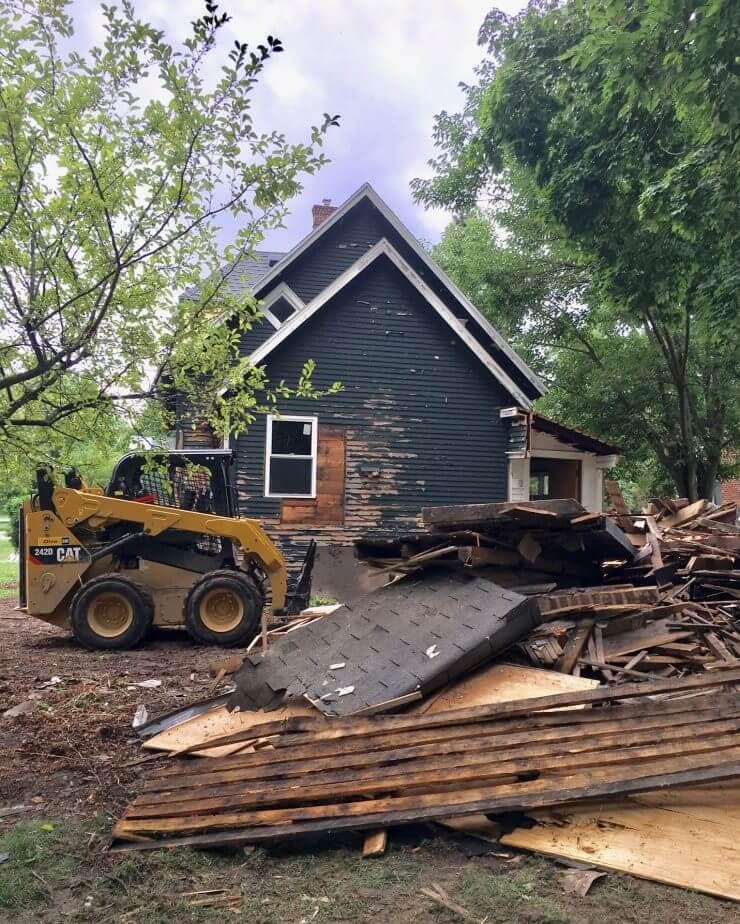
[106,450,238,518]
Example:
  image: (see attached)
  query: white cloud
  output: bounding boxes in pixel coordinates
[69,0,526,248]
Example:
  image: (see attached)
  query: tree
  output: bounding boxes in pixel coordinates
[414,0,740,500]
[0,0,339,462]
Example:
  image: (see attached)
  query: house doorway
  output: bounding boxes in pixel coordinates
[529,457,582,503]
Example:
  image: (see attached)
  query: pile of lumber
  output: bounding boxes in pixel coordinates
[523,584,740,682]
[117,496,740,902]
[114,671,740,851]
[353,498,739,685]
[355,499,635,590]
[605,489,739,592]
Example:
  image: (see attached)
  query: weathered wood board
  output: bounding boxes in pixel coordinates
[143,703,319,758]
[412,663,599,715]
[502,783,740,902]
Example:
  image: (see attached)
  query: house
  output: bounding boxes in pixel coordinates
[177,183,619,578]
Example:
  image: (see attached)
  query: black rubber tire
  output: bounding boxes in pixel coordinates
[70,574,154,651]
[184,569,263,647]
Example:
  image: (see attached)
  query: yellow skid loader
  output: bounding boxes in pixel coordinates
[18,450,313,650]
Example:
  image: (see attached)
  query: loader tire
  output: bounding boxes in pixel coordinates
[70,574,154,651]
[184,569,263,647]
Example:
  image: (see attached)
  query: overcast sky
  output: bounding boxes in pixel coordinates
[76,0,525,253]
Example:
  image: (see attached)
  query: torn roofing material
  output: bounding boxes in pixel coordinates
[228,570,539,717]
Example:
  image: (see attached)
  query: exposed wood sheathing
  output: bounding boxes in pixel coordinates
[502,784,740,902]
[113,671,740,850]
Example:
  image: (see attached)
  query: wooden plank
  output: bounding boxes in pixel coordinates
[538,586,658,618]
[602,617,694,659]
[604,479,634,531]
[502,783,740,902]
[121,747,740,836]
[171,669,740,755]
[143,703,320,758]
[410,663,599,715]
[143,701,740,793]
[555,620,594,674]
[124,732,740,819]
[114,757,740,844]
[166,698,740,779]
[138,716,740,807]
[422,499,582,529]
[362,830,387,857]
[662,499,709,529]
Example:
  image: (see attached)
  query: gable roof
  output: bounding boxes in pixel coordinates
[251,183,546,405]
[533,413,621,456]
[182,249,287,301]
[250,239,536,409]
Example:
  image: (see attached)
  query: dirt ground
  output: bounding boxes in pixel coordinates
[0,597,736,923]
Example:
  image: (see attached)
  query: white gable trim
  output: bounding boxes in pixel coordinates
[259,282,304,329]
[252,183,546,399]
[249,238,535,409]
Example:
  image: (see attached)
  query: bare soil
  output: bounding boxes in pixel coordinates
[0,598,736,923]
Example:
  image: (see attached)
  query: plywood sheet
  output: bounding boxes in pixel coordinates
[501,783,740,902]
[412,663,600,715]
[143,703,319,758]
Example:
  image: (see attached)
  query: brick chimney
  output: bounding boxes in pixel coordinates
[312,198,337,229]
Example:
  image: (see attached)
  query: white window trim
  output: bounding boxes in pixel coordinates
[264,414,318,498]
[260,283,305,329]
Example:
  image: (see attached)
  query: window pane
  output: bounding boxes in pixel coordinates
[271,419,312,455]
[269,297,296,324]
[270,457,312,495]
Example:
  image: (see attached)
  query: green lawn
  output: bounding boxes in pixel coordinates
[0,533,18,595]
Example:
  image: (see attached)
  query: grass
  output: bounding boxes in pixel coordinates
[0,534,18,595]
[452,859,571,923]
[0,820,82,910]
[0,820,736,922]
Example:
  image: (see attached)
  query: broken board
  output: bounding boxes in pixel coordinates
[143,703,319,758]
[412,663,600,715]
[436,665,599,839]
[501,783,740,902]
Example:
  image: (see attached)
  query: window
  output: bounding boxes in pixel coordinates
[268,297,297,324]
[265,415,317,497]
[529,471,550,500]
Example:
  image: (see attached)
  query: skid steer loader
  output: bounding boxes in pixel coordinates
[18,450,314,650]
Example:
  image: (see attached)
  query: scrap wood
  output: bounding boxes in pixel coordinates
[410,663,600,716]
[362,830,388,857]
[422,500,570,529]
[560,868,606,897]
[577,658,658,681]
[555,620,594,674]
[421,883,484,923]
[161,668,740,755]
[502,783,740,902]
[537,586,658,619]
[604,479,634,531]
[112,688,740,849]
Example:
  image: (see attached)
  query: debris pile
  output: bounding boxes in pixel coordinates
[114,671,740,850]
[354,498,740,684]
[115,496,740,902]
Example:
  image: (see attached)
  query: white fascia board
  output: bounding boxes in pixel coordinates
[360,186,547,399]
[594,453,621,469]
[250,181,545,399]
[250,238,535,409]
[260,282,304,329]
[251,184,374,298]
